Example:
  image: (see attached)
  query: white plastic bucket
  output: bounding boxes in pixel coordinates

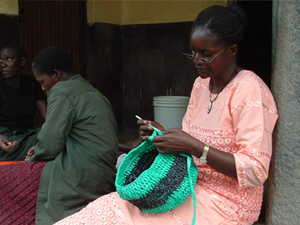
[153,96,189,129]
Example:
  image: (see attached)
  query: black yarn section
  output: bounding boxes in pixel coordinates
[125,148,158,185]
[129,154,188,210]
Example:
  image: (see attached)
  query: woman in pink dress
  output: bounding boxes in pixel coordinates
[55,4,278,225]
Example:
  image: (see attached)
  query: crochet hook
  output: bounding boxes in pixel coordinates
[135,115,162,133]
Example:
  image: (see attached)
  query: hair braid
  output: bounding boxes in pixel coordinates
[193,4,247,46]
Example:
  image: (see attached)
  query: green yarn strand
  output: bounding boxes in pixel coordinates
[181,153,197,225]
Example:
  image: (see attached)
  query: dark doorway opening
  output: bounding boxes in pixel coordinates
[18,0,87,126]
[236,1,273,224]
[18,0,87,78]
[237,0,272,88]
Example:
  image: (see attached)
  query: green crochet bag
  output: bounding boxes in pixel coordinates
[115,130,198,218]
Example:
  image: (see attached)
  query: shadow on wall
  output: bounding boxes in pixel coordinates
[86,22,197,133]
[0,14,19,50]
[120,22,197,131]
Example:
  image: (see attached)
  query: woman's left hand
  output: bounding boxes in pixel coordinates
[137,119,165,139]
[24,146,35,163]
[151,128,199,156]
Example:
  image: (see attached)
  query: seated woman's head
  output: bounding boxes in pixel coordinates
[32,46,73,94]
[0,44,27,82]
[192,5,247,47]
[186,5,247,80]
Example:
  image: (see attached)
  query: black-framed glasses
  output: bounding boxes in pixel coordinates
[183,47,227,64]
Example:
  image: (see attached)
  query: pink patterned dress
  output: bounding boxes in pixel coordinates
[55,70,278,225]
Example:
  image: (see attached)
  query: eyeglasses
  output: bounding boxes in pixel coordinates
[183,47,227,64]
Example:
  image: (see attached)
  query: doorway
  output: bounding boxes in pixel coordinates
[236,1,273,224]
[237,0,272,88]
[18,0,87,77]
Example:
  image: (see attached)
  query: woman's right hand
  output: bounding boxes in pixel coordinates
[0,134,17,152]
[137,119,165,140]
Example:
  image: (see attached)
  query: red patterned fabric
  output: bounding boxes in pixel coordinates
[0,161,46,225]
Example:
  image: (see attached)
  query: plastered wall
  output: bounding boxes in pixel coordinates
[87,0,227,25]
[0,0,19,47]
[0,0,18,15]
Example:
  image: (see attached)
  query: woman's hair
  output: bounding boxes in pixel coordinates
[193,4,247,46]
[0,44,27,58]
[32,46,73,75]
